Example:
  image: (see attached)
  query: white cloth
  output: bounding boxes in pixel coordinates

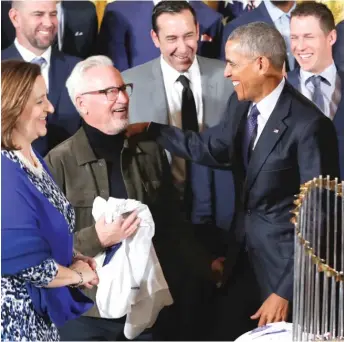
[92,197,173,340]
[235,322,293,342]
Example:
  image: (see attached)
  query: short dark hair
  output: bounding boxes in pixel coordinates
[152,1,197,34]
[291,1,335,34]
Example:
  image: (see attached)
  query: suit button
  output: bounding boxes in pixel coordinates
[98,161,103,167]
[247,210,251,216]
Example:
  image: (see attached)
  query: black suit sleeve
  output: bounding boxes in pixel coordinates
[148,119,233,169]
[274,115,340,300]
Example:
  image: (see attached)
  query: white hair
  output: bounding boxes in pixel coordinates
[66,55,113,109]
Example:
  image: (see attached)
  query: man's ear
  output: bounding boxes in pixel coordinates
[258,56,271,75]
[9,8,20,29]
[328,28,337,47]
[151,29,160,49]
[76,95,87,116]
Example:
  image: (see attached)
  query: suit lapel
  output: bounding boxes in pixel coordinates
[258,2,275,26]
[244,84,291,194]
[287,68,300,91]
[150,58,170,124]
[48,50,67,108]
[4,44,23,60]
[333,71,344,129]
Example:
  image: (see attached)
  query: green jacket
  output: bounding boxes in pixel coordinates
[45,127,213,317]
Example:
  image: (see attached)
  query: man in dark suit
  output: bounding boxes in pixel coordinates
[334,20,344,72]
[97,0,223,71]
[2,0,81,156]
[122,2,235,339]
[288,2,344,180]
[221,0,296,72]
[218,0,260,24]
[127,22,339,340]
[1,1,98,59]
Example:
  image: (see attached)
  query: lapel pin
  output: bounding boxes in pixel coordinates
[273,129,279,134]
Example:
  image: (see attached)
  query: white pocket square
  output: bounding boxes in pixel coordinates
[75,31,83,36]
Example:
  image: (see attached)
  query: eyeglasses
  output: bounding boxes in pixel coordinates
[81,83,133,102]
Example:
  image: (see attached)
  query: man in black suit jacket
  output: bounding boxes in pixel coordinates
[2,0,81,156]
[1,1,98,59]
[127,22,340,340]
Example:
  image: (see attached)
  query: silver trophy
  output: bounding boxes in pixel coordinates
[292,176,344,341]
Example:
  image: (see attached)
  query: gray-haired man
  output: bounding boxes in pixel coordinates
[45,55,219,341]
[126,22,339,340]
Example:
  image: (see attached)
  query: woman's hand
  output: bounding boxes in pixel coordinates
[73,253,97,271]
[70,260,98,288]
[73,253,99,288]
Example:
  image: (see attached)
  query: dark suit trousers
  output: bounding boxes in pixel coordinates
[58,316,153,341]
[210,250,261,341]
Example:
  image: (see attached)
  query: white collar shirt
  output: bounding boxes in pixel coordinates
[300,63,341,120]
[250,77,286,148]
[14,38,51,92]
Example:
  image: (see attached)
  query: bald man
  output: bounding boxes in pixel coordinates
[2,0,81,156]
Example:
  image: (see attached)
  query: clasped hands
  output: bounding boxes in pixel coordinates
[70,211,141,289]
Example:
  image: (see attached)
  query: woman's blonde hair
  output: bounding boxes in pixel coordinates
[1,60,41,150]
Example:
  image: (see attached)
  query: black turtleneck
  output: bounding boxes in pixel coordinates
[83,120,128,200]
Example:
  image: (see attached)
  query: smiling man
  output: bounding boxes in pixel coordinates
[1,0,81,156]
[122,2,234,338]
[44,55,218,341]
[126,21,340,340]
[288,1,344,180]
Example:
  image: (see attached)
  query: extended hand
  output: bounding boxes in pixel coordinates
[251,293,289,326]
[125,122,150,138]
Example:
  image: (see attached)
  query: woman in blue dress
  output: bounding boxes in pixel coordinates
[1,60,99,341]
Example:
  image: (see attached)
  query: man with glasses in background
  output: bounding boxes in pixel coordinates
[44,55,217,341]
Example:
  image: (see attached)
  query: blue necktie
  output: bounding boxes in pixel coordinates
[308,75,325,113]
[31,56,47,67]
[243,105,260,167]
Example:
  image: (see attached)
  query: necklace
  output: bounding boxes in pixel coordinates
[13,148,44,178]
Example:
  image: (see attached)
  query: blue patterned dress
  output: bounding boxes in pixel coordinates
[1,150,76,341]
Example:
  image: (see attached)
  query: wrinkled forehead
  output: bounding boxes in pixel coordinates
[82,65,124,91]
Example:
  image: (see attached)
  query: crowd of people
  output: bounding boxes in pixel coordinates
[1,0,343,341]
